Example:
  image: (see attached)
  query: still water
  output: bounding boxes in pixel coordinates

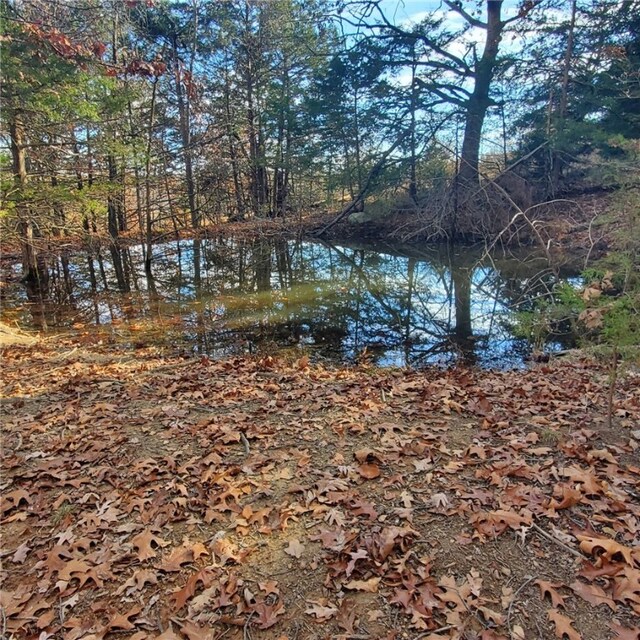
[3,237,580,367]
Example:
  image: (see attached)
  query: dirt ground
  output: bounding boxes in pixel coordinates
[1,333,639,640]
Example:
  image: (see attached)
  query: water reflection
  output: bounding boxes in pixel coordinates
[3,238,580,367]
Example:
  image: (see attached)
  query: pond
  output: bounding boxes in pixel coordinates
[2,237,581,368]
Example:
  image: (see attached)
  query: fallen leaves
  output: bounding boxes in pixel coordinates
[2,343,639,639]
[471,509,532,539]
[108,604,141,631]
[548,608,582,640]
[570,580,617,610]
[1,488,30,515]
[131,529,170,561]
[577,535,637,566]
[251,599,285,629]
[535,579,567,609]
[343,576,381,592]
[284,538,304,559]
[356,462,381,479]
[305,601,338,620]
[609,621,640,640]
[116,568,158,595]
[10,541,30,563]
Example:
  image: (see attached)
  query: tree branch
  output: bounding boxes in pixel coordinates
[362,4,473,73]
[443,0,487,29]
[312,129,409,236]
[502,0,544,25]
[414,79,468,108]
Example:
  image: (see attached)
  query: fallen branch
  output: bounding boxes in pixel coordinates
[240,431,250,455]
[530,521,587,560]
[312,130,409,237]
[507,575,535,635]
[416,624,455,638]
[146,359,199,375]
[243,610,255,640]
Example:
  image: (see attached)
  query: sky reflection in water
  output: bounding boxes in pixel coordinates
[5,237,580,368]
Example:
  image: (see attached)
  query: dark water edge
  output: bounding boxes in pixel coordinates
[1,237,582,368]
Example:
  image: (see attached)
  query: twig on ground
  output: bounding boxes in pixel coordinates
[530,521,586,559]
[146,359,199,375]
[507,574,535,635]
[52,347,78,361]
[240,431,250,454]
[243,611,256,640]
[584,209,600,268]
[416,625,455,638]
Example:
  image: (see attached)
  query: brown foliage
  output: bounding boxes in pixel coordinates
[1,339,639,638]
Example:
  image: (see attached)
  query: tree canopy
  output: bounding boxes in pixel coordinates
[1,0,639,265]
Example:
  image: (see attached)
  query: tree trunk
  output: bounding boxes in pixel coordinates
[254,239,272,292]
[144,77,159,275]
[108,12,126,238]
[281,68,293,217]
[246,48,269,216]
[83,126,98,233]
[452,264,475,364]
[409,45,418,202]
[272,59,288,218]
[246,50,260,214]
[110,246,130,293]
[224,64,245,220]
[127,96,145,234]
[550,0,577,194]
[173,36,198,228]
[9,108,47,285]
[107,152,123,240]
[456,0,504,190]
[161,134,180,230]
[51,174,65,237]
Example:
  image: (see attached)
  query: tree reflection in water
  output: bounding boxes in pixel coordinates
[8,237,580,367]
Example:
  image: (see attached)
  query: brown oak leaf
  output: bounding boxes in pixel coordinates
[305,601,338,620]
[577,535,635,566]
[343,577,381,592]
[345,548,368,577]
[116,569,158,595]
[1,489,30,515]
[548,609,582,640]
[180,620,217,640]
[131,530,169,561]
[251,600,285,629]
[108,604,141,631]
[284,539,305,559]
[535,579,567,609]
[159,546,194,572]
[357,463,381,479]
[608,622,640,640]
[570,580,616,611]
[155,627,183,640]
[11,542,30,563]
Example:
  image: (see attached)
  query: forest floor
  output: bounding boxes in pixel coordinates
[1,330,639,640]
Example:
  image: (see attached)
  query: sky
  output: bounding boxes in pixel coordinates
[367,1,566,89]
[378,0,524,26]
[349,1,560,154]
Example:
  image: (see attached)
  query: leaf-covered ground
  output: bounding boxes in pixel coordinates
[1,336,639,640]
